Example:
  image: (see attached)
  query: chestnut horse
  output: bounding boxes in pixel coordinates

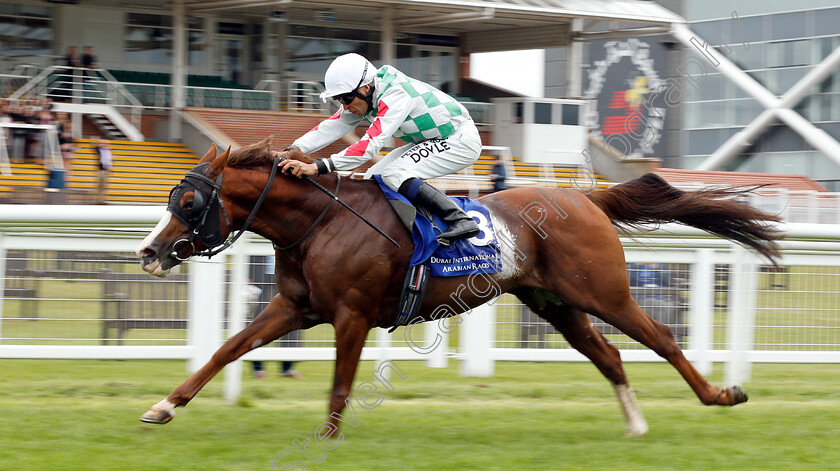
[136,140,781,436]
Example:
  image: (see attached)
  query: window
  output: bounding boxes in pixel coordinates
[562,104,579,125]
[534,103,551,124]
[514,102,523,124]
[0,4,52,56]
[124,13,205,66]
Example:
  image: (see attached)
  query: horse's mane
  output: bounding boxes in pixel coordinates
[227,136,316,168]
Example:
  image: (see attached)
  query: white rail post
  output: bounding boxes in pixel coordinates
[725,245,758,385]
[690,248,715,376]
[224,234,250,403]
[376,327,392,382]
[459,302,495,377]
[0,233,5,342]
[187,257,226,373]
[426,322,448,368]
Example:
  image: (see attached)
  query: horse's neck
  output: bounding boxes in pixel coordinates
[234,171,384,250]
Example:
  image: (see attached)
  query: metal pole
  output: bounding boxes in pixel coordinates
[567,19,583,97]
[170,0,186,142]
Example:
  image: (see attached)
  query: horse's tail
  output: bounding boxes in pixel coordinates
[587,173,783,262]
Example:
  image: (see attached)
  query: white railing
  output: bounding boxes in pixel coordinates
[287,80,332,114]
[121,82,277,111]
[9,66,144,131]
[0,72,32,97]
[0,123,63,175]
[1,206,839,402]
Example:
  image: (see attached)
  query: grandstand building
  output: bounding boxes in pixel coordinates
[0,0,836,208]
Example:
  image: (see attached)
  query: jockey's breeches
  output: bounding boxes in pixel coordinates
[363,119,482,191]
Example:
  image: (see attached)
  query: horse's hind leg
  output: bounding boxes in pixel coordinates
[591,294,747,407]
[514,288,648,436]
[140,295,304,424]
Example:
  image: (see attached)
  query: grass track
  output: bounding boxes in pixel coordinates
[1,360,839,470]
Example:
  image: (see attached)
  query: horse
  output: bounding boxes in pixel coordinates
[136,138,782,437]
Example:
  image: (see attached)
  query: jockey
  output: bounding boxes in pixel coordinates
[278,53,481,244]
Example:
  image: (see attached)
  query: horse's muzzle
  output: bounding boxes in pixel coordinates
[138,246,172,278]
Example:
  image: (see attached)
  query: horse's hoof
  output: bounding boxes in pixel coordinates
[625,422,649,437]
[729,385,749,405]
[140,409,173,424]
[140,399,176,424]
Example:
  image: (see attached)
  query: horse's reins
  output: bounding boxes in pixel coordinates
[293,168,401,248]
[172,156,399,259]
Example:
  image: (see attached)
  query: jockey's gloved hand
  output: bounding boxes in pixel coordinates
[272,146,305,162]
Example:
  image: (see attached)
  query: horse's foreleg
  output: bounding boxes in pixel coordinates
[140,296,303,424]
[324,313,370,437]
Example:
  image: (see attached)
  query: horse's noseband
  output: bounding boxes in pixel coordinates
[167,162,230,259]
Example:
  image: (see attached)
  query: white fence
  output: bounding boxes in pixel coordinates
[1,205,840,402]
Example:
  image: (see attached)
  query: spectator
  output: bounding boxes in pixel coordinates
[0,100,11,153]
[23,105,39,162]
[55,113,74,169]
[65,46,80,68]
[8,102,29,162]
[95,139,112,203]
[489,155,507,193]
[81,46,96,69]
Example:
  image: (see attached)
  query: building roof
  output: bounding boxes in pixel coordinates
[178,0,683,50]
[655,168,829,193]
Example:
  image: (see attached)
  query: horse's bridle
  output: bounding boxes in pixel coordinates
[165,156,340,260]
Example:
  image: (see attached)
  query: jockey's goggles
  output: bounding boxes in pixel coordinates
[333,91,359,105]
[332,61,369,105]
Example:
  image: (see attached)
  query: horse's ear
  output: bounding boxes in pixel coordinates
[198,143,217,164]
[205,146,230,179]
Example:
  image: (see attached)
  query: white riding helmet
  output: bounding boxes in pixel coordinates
[319,53,376,102]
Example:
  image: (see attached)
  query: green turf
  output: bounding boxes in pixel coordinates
[0,360,838,470]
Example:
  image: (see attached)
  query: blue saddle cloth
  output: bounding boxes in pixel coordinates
[374,176,502,277]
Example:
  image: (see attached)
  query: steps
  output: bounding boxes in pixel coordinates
[89,114,128,140]
[0,140,198,204]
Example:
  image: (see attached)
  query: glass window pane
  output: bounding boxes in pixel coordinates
[737,15,765,44]
[687,129,721,155]
[188,30,204,66]
[0,14,52,55]
[731,99,762,127]
[534,102,551,124]
[696,73,724,100]
[726,42,763,70]
[125,25,171,64]
[771,12,806,40]
[562,104,579,125]
[815,7,840,36]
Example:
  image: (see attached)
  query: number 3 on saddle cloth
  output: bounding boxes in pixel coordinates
[373,176,502,331]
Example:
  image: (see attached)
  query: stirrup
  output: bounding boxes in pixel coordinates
[436,221,480,246]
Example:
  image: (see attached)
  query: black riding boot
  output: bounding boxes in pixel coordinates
[399,178,480,245]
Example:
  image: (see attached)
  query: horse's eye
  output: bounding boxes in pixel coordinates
[184,201,193,211]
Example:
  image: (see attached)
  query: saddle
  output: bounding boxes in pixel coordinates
[372,176,502,330]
